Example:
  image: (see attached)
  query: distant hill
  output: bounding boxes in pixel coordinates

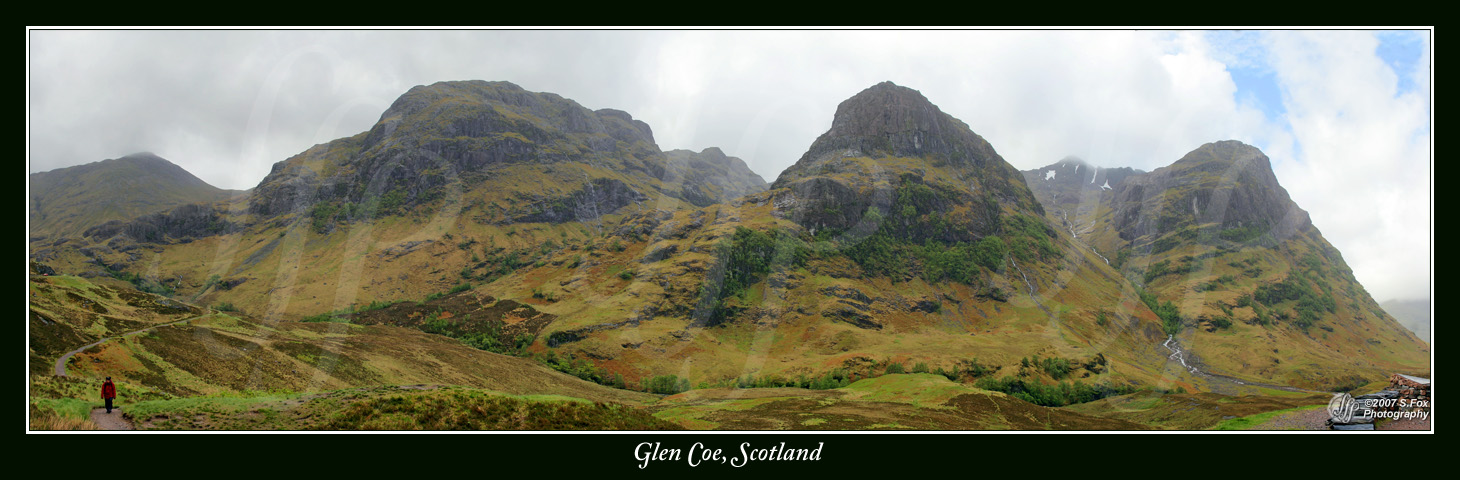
[29,153,238,241]
[662,148,767,206]
[1381,299,1430,343]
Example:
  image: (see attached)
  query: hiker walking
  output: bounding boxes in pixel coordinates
[101,377,117,414]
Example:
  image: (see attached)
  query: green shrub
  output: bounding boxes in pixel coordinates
[642,375,691,395]
[1139,288,1183,335]
[1114,248,1131,269]
[694,227,809,324]
[102,265,175,297]
[1040,357,1073,380]
[301,312,349,323]
[378,188,407,214]
[974,376,1136,407]
[1253,273,1334,330]
[1219,223,1267,243]
[310,202,340,234]
[1210,316,1233,329]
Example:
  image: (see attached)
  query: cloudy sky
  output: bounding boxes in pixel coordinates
[27,29,1430,302]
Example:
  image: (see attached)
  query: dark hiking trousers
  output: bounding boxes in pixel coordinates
[105,397,113,413]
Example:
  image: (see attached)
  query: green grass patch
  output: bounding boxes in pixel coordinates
[31,397,96,421]
[840,374,987,409]
[1210,404,1326,430]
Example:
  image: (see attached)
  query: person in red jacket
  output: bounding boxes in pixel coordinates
[101,377,117,413]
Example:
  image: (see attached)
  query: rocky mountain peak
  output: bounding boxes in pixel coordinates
[769,82,1046,244]
[789,81,998,167]
[1110,140,1311,244]
[359,80,654,153]
[775,82,1016,189]
[824,81,946,138]
[1172,140,1267,168]
[249,80,666,218]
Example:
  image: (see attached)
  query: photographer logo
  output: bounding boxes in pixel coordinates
[1328,393,1356,424]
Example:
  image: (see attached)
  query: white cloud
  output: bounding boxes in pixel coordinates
[1263,31,1431,302]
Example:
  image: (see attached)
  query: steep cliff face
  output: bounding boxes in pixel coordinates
[1109,141,1312,248]
[243,81,766,230]
[770,82,1044,244]
[84,203,237,244]
[247,81,667,221]
[781,81,1008,175]
[1022,157,1142,209]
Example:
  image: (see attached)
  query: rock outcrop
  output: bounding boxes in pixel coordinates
[84,203,237,244]
[1108,140,1312,246]
[247,81,665,219]
[769,81,1044,242]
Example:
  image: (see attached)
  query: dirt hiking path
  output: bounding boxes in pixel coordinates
[55,314,206,376]
[90,407,135,431]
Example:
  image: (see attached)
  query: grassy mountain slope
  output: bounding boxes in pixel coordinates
[1020,141,1429,390]
[121,385,680,430]
[29,273,654,410]
[29,153,239,241]
[30,271,1175,431]
[1062,389,1327,430]
[651,374,1148,430]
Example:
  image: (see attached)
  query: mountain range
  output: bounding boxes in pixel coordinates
[29,80,1429,430]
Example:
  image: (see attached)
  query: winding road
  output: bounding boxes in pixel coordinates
[53,314,208,377]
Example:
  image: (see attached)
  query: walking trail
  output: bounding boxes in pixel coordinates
[54,314,207,377]
[89,407,135,430]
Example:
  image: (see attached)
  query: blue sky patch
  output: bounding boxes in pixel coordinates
[1230,64,1285,121]
[1204,31,1286,121]
[1374,30,1426,96]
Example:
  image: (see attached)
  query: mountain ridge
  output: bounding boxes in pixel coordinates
[29,152,239,241]
[1018,142,1427,389]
